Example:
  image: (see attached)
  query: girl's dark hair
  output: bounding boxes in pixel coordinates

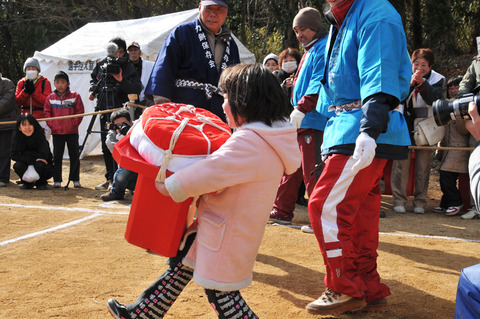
[278,47,301,67]
[447,75,463,88]
[218,64,290,126]
[446,75,463,99]
[15,113,44,138]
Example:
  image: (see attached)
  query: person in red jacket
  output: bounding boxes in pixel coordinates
[43,71,84,188]
[15,57,52,138]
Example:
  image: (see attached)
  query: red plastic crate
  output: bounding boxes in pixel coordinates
[112,137,192,257]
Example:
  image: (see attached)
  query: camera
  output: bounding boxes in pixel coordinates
[106,122,131,135]
[433,93,480,126]
[100,56,121,75]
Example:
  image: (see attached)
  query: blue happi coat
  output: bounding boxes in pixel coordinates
[145,17,240,121]
[317,0,412,159]
[291,36,329,131]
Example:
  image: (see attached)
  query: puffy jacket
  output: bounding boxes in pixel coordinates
[43,89,84,135]
[15,76,52,119]
[0,77,19,131]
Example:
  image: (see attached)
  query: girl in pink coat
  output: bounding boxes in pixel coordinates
[108,64,301,319]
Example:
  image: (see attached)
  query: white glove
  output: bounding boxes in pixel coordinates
[290,108,305,129]
[351,132,377,174]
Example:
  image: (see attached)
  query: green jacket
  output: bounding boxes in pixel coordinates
[458,58,480,97]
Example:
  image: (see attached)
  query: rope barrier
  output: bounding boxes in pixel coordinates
[0,104,475,152]
[408,145,475,151]
[0,102,147,126]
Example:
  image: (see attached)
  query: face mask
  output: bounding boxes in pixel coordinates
[282,61,297,74]
[25,70,38,80]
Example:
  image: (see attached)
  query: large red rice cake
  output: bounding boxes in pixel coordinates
[129,103,232,181]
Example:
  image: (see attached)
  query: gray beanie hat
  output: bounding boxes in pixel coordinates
[293,7,322,32]
[23,57,41,72]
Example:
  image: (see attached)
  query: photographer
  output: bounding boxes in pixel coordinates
[89,37,142,190]
[100,109,137,201]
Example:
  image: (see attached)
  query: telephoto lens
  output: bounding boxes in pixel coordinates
[433,93,479,126]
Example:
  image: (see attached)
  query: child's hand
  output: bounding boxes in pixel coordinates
[155,181,170,197]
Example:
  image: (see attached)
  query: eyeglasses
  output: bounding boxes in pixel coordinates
[203,6,227,15]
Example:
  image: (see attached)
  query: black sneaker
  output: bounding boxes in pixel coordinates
[36,184,48,190]
[107,299,130,319]
[100,192,123,201]
[20,183,34,190]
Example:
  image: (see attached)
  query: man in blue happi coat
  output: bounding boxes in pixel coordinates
[145,0,240,122]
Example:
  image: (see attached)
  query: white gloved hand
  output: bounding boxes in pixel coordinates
[290,108,305,129]
[351,132,377,174]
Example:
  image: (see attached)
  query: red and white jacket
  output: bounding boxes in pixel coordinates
[43,89,84,135]
[15,76,52,119]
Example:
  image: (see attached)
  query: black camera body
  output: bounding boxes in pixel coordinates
[106,122,131,135]
[433,93,479,126]
[100,56,121,75]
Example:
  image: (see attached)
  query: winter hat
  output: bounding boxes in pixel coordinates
[263,53,279,66]
[201,0,228,8]
[293,7,322,32]
[23,57,41,72]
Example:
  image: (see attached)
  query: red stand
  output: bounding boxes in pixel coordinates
[112,137,192,257]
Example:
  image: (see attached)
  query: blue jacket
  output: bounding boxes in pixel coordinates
[319,0,412,159]
[145,18,240,122]
[292,36,328,131]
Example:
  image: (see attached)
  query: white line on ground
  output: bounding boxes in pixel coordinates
[0,213,101,247]
[0,203,131,247]
[268,223,480,243]
[0,203,129,215]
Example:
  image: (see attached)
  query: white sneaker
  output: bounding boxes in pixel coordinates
[460,208,480,220]
[445,205,462,216]
[414,207,425,214]
[306,288,366,315]
[393,206,406,214]
[301,225,314,234]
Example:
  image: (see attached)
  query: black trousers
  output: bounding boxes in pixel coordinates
[439,170,462,208]
[0,129,13,183]
[52,134,80,182]
[13,160,49,186]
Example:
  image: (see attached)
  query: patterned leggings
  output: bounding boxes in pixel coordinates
[124,233,257,318]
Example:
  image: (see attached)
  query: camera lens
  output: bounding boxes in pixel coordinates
[433,99,452,126]
[433,93,477,126]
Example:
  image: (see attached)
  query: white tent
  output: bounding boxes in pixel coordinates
[34,8,256,156]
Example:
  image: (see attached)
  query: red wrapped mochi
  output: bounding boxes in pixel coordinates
[129,103,232,181]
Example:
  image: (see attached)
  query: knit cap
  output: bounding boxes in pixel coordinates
[263,53,279,66]
[293,7,322,32]
[23,57,41,72]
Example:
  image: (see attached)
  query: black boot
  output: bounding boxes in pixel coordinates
[205,289,259,319]
[108,232,197,319]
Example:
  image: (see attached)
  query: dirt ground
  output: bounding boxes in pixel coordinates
[0,155,479,319]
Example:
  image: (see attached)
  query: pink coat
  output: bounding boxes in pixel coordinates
[165,121,301,291]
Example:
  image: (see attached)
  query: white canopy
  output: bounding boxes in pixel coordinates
[34,8,255,156]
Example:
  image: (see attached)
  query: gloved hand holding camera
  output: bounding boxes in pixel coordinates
[24,80,35,94]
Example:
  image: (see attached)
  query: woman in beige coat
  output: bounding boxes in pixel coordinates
[435,76,471,216]
[107,64,301,319]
